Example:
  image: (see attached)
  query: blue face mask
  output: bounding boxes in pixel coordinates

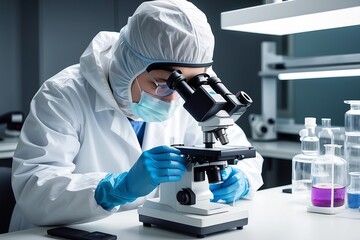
[131,91,180,122]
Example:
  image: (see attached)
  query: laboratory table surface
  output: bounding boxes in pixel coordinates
[2,185,359,240]
[249,139,300,160]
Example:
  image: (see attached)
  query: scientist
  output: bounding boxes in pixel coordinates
[10,0,263,231]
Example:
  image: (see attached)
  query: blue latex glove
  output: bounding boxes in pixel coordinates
[95,145,186,210]
[209,166,249,203]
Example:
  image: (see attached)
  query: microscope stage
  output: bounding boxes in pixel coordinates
[138,198,248,238]
[175,145,256,164]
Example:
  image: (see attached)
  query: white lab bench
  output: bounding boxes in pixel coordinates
[1,185,359,240]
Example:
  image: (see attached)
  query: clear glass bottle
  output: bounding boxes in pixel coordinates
[308,144,346,214]
[318,118,334,155]
[344,100,360,184]
[292,117,319,204]
[347,172,360,209]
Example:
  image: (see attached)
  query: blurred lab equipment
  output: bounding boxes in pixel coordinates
[138,69,255,238]
[344,100,360,183]
[249,113,276,141]
[308,144,346,214]
[347,172,360,209]
[292,117,319,204]
[0,111,24,137]
[252,42,360,140]
[318,118,334,155]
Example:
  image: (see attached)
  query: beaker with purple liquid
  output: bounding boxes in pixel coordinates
[310,144,347,210]
[311,183,345,207]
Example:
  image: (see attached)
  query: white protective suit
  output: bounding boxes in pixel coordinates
[10,0,263,232]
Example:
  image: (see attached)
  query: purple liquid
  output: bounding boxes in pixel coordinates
[311,184,345,207]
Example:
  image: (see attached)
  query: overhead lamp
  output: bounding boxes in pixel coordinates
[221,0,360,35]
[278,69,360,80]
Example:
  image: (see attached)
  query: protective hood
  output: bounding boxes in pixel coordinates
[108,0,215,119]
[80,31,120,111]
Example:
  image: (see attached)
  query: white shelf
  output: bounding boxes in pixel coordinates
[221,0,360,35]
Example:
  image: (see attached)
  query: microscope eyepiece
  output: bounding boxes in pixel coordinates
[236,91,253,106]
[207,76,231,96]
[187,73,209,89]
[167,70,194,101]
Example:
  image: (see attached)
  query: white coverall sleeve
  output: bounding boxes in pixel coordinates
[12,81,112,228]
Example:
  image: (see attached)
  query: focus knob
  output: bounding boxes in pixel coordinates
[176,188,196,205]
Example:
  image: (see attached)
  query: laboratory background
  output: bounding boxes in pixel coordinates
[2,0,360,133]
[1,0,360,238]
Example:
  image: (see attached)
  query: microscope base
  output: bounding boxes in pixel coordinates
[138,198,248,238]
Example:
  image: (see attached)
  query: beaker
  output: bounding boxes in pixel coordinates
[347,172,360,209]
[309,144,346,211]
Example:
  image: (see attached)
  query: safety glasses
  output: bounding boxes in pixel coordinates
[147,71,175,97]
[152,79,175,97]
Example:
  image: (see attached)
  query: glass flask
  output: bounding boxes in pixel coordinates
[308,144,346,214]
[347,172,360,209]
[344,100,360,183]
[318,118,334,155]
[292,117,319,204]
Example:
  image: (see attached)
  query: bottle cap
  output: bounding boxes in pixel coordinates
[344,100,360,105]
[321,118,331,128]
[305,117,316,128]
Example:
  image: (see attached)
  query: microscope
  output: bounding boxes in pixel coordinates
[138,69,256,238]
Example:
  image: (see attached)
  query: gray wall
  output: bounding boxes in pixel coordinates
[0,0,21,114]
[0,0,276,135]
[39,0,117,81]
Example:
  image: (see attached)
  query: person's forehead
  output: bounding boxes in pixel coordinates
[176,66,206,75]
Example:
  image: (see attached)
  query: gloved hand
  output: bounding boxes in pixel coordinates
[209,166,249,203]
[95,145,186,210]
